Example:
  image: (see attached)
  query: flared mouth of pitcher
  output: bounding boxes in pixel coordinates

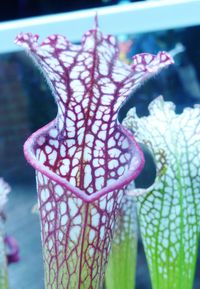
[24,120,144,203]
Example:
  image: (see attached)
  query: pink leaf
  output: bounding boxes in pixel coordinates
[16,24,173,289]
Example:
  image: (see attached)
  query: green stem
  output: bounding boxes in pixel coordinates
[138,183,199,289]
[0,230,9,289]
[105,196,137,289]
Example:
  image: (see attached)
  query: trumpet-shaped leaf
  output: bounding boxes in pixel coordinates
[16,24,173,289]
[123,96,200,289]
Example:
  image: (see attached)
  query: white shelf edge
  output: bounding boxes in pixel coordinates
[0,0,200,54]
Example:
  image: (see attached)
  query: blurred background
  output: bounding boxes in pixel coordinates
[0,0,142,21]
[0,0,200,289]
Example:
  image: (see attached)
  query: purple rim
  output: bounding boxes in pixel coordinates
[24,120,144,203]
